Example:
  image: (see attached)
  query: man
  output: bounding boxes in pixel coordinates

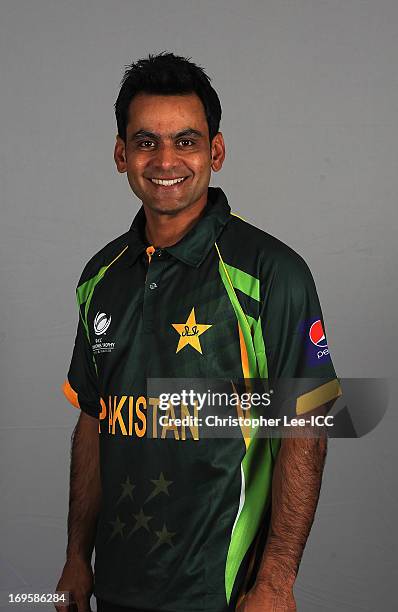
[56,52,341,612]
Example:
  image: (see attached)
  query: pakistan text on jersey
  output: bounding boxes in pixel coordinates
[98,395,201,440]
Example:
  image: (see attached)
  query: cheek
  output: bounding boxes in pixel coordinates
[125,162,142,187]
[191,154,212,173]
[196,158,212,178]
[126,159,145,177]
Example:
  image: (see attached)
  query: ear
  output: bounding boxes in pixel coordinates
[114,135,127,173]
[210,132,226,172]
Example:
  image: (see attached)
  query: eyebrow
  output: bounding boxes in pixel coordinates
[130,128,204,141]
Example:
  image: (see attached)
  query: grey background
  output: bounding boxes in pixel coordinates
[1,0,397,610]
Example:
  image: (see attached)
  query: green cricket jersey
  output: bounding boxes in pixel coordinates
[62,186,341,611]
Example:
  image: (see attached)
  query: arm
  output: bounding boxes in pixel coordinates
[236,408,329,611]
[235,248,340,610]
[55,411,102,612]
[67,411,102,561]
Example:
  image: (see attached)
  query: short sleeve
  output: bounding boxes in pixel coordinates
[62,310,102,419]
[260,253,342,417]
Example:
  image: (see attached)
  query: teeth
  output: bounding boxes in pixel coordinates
[151,177,186,186]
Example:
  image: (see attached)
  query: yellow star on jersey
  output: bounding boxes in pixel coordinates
[172,307,212,354]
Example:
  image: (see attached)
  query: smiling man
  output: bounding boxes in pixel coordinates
[56,52,341,612]
[115,90,225,249]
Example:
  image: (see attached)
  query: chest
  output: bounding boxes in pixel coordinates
[86,255,250,390]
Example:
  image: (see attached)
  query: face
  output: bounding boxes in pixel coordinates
[114,92,225,215]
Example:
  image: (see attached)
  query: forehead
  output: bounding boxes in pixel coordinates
[126,92,208,134]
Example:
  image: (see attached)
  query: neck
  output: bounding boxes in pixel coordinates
[144,191,208,248]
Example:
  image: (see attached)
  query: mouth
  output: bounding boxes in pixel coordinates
[146,176,190,189]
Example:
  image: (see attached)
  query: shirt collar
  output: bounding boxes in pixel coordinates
[126,186,231,268]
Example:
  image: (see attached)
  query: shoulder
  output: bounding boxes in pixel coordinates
[77,230,130,288]
[219,213,315,289]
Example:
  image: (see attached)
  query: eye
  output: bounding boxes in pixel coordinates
[138,140,155,148]
[177,139,195,147]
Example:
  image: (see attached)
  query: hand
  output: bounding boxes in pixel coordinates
[54,557,94,612]
[235,582,296,611]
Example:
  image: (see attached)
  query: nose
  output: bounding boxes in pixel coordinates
[151,142,181,173]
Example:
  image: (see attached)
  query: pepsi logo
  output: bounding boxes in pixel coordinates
[309,319,328,348]
[94,311,112,335]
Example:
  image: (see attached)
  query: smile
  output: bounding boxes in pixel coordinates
[149,177,188,186]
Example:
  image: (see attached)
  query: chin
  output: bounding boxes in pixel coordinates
[153,205,188,216]
[146,198,191,215]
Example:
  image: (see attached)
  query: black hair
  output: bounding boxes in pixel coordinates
[114,51,222,145]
